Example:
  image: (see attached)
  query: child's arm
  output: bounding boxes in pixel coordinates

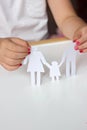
[48,0,87,52]
[0,38,31,71]
[58,53,66,67]
[45,62,51,69]
[39,52,51,68]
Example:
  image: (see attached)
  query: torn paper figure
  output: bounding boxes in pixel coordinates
[23,46,48,86]
[46,61,62,82]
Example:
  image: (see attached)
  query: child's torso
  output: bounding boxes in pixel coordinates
[0,0,48,41]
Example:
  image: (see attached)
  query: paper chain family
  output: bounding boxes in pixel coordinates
[23,41,79,86]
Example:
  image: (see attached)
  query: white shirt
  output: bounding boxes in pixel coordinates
[0,0,48,41]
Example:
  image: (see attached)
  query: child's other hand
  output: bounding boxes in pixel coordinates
[0,38,31,71]
[73,25,87,53]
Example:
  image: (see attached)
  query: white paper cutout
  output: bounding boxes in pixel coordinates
[23,46,48,86]
[23,41,81,86]
[60,43,78,77]
[46,61,62,82]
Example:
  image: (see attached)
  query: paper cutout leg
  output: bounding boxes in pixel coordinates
[31,72,41,86]
[66,60,71,78]
[71,56,76,76]
[31,72,35,86]
[37,72,41,86]
[56,76,59,80]
[52,76,59,82]
[66,46,77,77]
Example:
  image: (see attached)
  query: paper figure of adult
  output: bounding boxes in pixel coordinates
[23,46,48,86]
[60,42,78,77]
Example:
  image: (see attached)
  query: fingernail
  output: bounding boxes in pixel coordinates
[28,52,31,54]
[73,40,77,43]
[28,47,31,51]
[28,48,31,54]
[19,64,22,66]
[79,50,83,53]
[76,41,80,46]
[74,46,79,50]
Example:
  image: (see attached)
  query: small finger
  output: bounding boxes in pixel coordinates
[75,34,87,46]
[2,57,23,66]
[0,62,22,71]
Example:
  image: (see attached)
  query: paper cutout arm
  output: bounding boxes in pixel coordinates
[58,62,63,67]
[39,53,52,69]
[45,62,51,68]
[58,51,66,67]
[40,52,48,65]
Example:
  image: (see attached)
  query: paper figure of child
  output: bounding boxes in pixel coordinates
[46,61,62,82]
[60,42,78,77]
[23,46,48,86]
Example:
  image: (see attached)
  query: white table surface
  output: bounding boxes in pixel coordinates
[0,40,87,130]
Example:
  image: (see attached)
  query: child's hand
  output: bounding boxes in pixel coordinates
[0,38,31,71]
[73,25,87,53]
